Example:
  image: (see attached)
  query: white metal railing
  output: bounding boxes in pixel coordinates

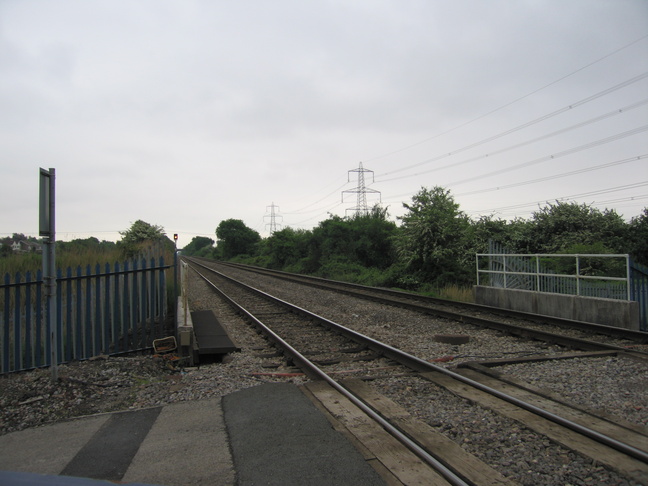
[476,253,631,301]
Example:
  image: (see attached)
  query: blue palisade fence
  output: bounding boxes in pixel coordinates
[0,257,169,374]
[630,259,648,332]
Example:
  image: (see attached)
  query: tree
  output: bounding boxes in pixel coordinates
[525,202,627,254]
[181,236,215,257]
[467,215,512,254]
[57,237,116,254]
[215,219,261,259]
[118,220,171,258]
[628,208,648,266]
[261,227,312,270]
[306,206,397,273]
[394,187,472,286]
[0,244,12,258]
[347,206,397,269]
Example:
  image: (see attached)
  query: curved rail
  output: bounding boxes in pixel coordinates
[187,259,648,467]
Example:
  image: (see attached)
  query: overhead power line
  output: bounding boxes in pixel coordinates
[291,201,345,227]
[281,37,648,229]
[377,98,648,184]
[447,124,648,187]
[476,181,648,214]
[455,154,648,197]
[378,73,648,179]
[366,33,648,163]
[284,182,350,215]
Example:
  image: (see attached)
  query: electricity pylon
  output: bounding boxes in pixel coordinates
[264,202,282,234]
[342,162,381,215]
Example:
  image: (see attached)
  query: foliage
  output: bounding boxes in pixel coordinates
[393,186,472,286]
[522,202,627,254]
[306,206,397,272]
[57,237,116,253]
[0,252,42,276]
[215,219,261,260]
[628,208,648,266]
[118,220,173,258]
[467,215,530,254]
[1,237,122,275]
[348,207,397,269]
[119,220,166,244]
[209,193,645,295]
[181,236,215,257]
[259,227,312,270]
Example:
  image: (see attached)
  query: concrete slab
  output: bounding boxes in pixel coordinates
[61,408,162,481]
[0,415,109,475]
[223,382,385,486]
[1,384,388,486]
[122,398,235,486]
[191,310,239,356]
[0,471,159,485]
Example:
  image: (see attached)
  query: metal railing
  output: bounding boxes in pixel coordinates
[476,253,631,301]
[1,257,169,374]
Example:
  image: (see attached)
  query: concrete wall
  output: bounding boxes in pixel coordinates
[176,297,198,365]
[473,286,640,331]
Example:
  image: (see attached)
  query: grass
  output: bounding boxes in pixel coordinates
[1,249,125,277]
[435,284,475,303]
[2,246,178,313]
[1,243,175,277]
[0,252,43,277]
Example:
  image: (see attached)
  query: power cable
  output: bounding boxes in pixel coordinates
[365,34,648,164]
[376,98,648,184]
[446,124,648,187]
[455,154,647,197]
[272,36,648,230]
[474,181,648,214]
[290,201,345,227]
[377,73,648,179]
[285,181,350,214]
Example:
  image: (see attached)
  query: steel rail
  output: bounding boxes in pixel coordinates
[219,260,648,343]
[188,259,648,466]
[211,259,648,349]
[191,266,471,486]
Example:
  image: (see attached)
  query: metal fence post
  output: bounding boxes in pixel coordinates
[40,167,57,382]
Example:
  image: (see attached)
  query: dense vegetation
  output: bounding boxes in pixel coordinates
[1,220,175,276]
[4,188,645,299]
[183,186,648,296]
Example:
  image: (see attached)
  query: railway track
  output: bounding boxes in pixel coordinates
[212,259,648,355]
[184,258,648,485]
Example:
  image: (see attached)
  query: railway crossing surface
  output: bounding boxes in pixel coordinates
[0,382,385,486]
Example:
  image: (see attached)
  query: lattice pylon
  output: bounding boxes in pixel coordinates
[264,202,283,234]
[342,162,381,215]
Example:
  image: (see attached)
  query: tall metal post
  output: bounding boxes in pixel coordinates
[173,234,178,307]
[40,168,57,382]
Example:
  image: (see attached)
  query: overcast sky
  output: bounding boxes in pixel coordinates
[1,0,647,249]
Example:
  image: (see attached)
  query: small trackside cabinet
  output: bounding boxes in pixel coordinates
[179,330,192,346]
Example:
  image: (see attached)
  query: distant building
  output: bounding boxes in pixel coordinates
[8,240,42,253]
